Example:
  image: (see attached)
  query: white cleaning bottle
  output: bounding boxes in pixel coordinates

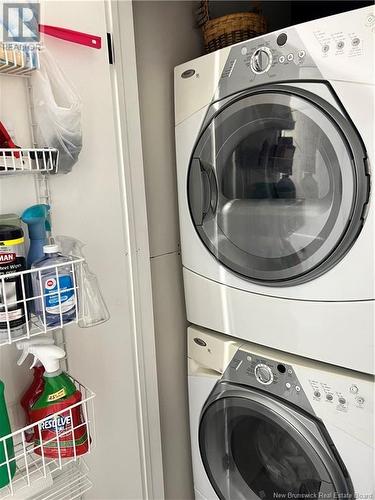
[31,244,77,327]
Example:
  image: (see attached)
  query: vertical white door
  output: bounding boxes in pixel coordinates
[0,1,164,498]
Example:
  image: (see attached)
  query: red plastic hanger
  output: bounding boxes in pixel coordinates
[39,24,102,49]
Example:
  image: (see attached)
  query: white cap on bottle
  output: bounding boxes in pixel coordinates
[43,244,60,254]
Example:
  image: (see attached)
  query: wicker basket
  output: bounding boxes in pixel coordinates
[197,1,267,53]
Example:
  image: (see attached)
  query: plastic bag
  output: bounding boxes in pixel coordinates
[56,236,110,328]
[31,50,82,174]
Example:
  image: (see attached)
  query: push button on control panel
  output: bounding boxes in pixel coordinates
[356,396,365,406]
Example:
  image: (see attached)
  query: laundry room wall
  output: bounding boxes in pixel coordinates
[132,2,201,499]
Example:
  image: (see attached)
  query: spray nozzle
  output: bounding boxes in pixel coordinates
[16,337,55,366]
[21,204,51,238]
[28,345,66,374]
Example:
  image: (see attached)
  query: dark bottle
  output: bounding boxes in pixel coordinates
[276,174,296,199]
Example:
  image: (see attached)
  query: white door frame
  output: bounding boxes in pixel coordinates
[106,1,165,498]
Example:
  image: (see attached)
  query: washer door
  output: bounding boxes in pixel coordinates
[199,387,353,499]
[188,85,368,286]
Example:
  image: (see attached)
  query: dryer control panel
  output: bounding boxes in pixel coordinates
[216,27,319,101]
[215,6,373,101]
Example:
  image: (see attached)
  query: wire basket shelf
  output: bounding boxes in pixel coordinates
[0,378,95,499]
[0,43,40,76]
[0,149,59,175]
[31,461,93,500]
[0,257,84,347]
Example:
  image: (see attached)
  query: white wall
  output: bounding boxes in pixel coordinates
[132,2,201,498]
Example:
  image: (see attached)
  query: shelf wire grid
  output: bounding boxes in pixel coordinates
[0,149,58,174]
[0,379,95,499]
[0,258,85,347]
[0,43,40,76]
[31,461,92,500]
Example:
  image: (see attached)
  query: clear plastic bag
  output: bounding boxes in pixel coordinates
[56,236,110,328]
[30,50,82,174]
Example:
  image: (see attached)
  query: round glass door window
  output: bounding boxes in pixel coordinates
[199,395,351,499]
[188,88,368,285]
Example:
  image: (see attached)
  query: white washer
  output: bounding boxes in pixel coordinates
[188,325,374,500]
[175,7,375,373]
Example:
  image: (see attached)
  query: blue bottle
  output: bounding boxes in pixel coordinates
[31,244,77,327]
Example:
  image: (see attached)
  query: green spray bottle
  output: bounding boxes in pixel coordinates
[28,346,90,458]
[0,380,16,488]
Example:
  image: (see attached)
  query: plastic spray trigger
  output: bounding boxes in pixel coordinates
[16,337,55,367]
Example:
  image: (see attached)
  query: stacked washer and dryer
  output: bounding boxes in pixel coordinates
[174,6,374,500]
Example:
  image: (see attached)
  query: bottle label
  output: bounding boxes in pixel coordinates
[0,239,27,332]
[30,392,90,459]
[44,275,75,314]
[47,388,66,402]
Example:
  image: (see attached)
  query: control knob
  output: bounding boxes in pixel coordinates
[250,47,272,74]
[255,363,274,385]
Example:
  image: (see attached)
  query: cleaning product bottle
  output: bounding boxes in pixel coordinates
[0,224,28,342]
[0,214,22,228]
[17,337,55,442]
[21,204,51,268]
[0,380,16,488]
[28,345,89,458]
[31,244,77,327]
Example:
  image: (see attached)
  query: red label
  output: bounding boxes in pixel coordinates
[30,392,90,459]
[0,252,16,264]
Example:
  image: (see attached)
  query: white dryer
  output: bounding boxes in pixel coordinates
[188,325,374,500]
[175,7,375,373]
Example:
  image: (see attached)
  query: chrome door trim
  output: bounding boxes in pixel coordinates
[188,83,370,286]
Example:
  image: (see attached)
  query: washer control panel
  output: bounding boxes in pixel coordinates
[223,349,314,414]
[222,348,373,417]
[308,379,368,413]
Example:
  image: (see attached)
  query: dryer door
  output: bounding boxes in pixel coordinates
[188,85,368,286]
[199,388,353,500]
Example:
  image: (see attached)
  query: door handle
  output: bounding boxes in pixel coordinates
[188,159,217,226]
